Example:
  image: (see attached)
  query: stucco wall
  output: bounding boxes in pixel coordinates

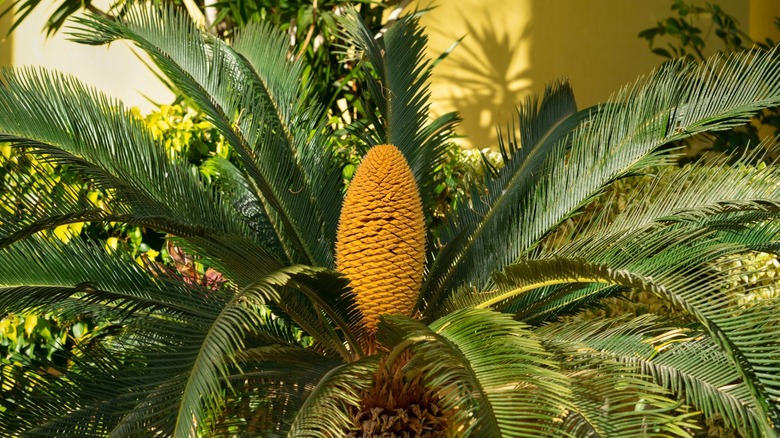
[0,1,173,111]
[416,0,762,148]
[0,6,13,67]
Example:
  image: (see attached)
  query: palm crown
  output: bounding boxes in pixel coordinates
[2,5,780,437]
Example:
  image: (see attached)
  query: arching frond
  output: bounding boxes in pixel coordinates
[537,316,772,436]
[287,355,380,437]
[474,245,780,430]
[379,309,571,437]
[0,69,250,241]
[0,68,287,286]
[0,235,346,437]
[421,81,586,317]
[71,6,339,267]
[230,25,344,248]
[422,47,780,316]
[211,346,347,436]
[339,8,460,218]
[562,149,780,248]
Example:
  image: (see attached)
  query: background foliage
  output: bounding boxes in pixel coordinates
[639,0,780,158]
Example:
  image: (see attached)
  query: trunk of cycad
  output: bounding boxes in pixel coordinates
[336,144,448,436]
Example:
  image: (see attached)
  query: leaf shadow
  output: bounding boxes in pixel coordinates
[430,10,533,148]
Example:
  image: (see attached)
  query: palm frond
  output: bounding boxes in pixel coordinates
[0,235,343,437]
[512,283,627,323]
[535,316,697,437]
[287,355,380,437]
[248,267,366,361]
[230,25,345,249]
[0,68,249,240]
[422,47,780,315]
[564,148,780,247]
[70,6,339,267]
[537,316,772,436]
[0,236,213,317]
[215,346,346,436]
[472,239,780,429]
[199,156,289,262]
[379,309,571,437]
[643,340,769,436]
[339,8,460,218]
[512,149,780,322]
[421,81,587,315]
[0,67,289,287]
[0,237,228,436]
[562,363,695,437]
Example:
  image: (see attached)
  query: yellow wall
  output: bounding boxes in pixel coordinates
[0,5,12,67]
[2,0,172,111]
[750,0,780,43]
[416,0,760,148]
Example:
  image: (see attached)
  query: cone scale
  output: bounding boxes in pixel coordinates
[336,144,426,334]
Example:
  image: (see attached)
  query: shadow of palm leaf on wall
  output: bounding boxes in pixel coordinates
[429,10,533,148]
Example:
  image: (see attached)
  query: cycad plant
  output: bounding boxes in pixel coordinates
[2,5,780,437]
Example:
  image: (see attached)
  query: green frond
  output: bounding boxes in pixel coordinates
[0,236,212,317]
[537,316,772,436]
[379,309,571,437]
[0,239,229,436]
[564,149,780,247]
[246,267,365,361]
[563,364,696,437]
[215,346,345,436]
[199,156,289,262]
[475,245,780,430]
[534,316,696,437]
[447,223,723,312]
[0,68,248,240]
[230,25,345,248]
[641,340,769,436]
[339,8,460,218]
[422,47,780,316]
[715,220,780,253]
[510,283,626,323]
[164,267,329,438]
[420,81,598,317]
[71,6,339,267]
[0,235,343,437]
[288,355,380,437]
[0,67,291,287]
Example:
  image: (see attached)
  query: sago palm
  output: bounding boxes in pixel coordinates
[2,5,780,437]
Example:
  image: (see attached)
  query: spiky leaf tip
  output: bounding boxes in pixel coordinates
[336,144,426,333]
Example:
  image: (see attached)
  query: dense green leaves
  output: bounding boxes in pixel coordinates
[71,6,339,268]
[339,8,460,220]
[380,309,571,437]
[2,4,780,437]
[422,47,780,318]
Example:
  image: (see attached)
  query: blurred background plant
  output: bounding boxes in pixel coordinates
[639,0,780,159]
